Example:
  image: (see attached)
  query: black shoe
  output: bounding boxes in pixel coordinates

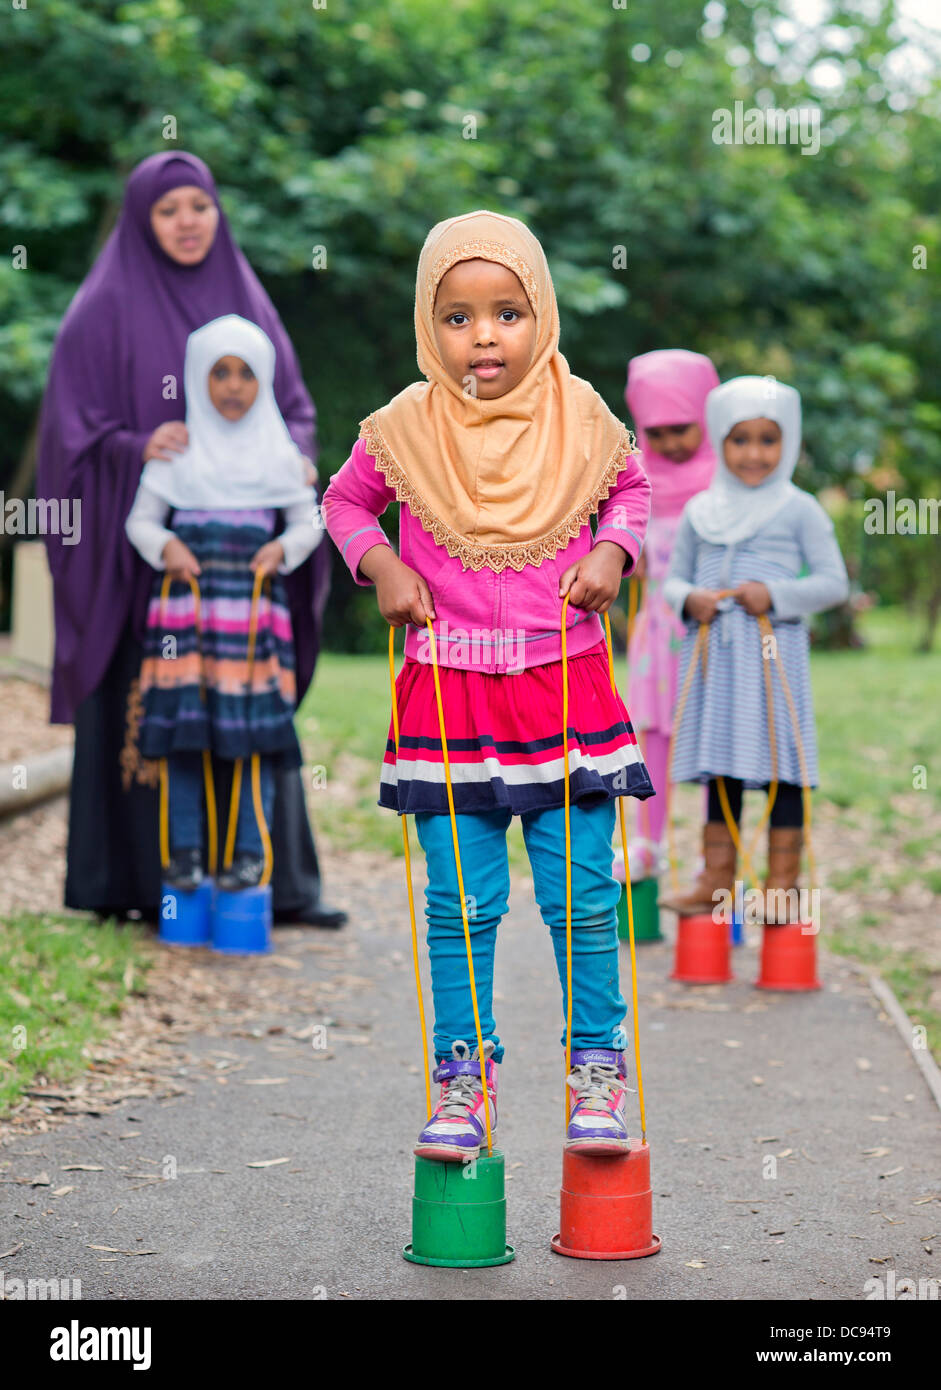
[164,848,204,892]
[274,901,348,929]
[217,853,265,892]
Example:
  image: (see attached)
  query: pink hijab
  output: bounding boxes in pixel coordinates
[625,349,720,520]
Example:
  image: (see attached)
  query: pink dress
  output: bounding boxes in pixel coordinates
[626,513,688,735]
[622,349,720,852]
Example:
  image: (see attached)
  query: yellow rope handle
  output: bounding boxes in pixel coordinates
[203,749,218,877]
[424,616,493,1155]
[223,567,272,881]
[223,758,244,871]
[709,611,777,885]
[760,615,816,894]
[158,571,209,874]
[158,756,170,871]
[603,610,647,1144]
[665,594,814,901]
[562,595,574,1126]
[157,567,274,885]
[389,626,433,1121]
[250,751,274,888]
[711,628,778,884]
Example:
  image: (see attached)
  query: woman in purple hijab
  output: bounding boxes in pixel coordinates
[36,150,346,927]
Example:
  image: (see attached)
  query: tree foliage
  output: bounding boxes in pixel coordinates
[2,0,939,646]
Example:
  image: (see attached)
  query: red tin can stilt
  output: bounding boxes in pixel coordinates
[551,1139,661,1260]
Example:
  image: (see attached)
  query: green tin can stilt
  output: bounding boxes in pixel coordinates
[403,1151,515,1267]
[616,876,663,943]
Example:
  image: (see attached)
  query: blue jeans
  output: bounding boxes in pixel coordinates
[168,752,275,858]
[415,801,625,1063]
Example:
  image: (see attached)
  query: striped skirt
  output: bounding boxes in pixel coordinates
[137,508,302,766]
[380,639,655,815]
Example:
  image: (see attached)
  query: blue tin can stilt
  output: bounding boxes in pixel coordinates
[212,884,272,955]
[159,879,214,947]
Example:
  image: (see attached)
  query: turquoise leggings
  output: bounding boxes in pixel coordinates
[415,801,626,1063]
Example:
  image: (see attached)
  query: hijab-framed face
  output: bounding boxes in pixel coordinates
[149,183,220,266]
[138,314,313,510]
[686,376,801,545]
[624,349,720,520]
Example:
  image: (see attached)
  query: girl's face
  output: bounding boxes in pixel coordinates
[150,184,219,265]
[723,417,782,485]
[644,423,702,463]
[433,259,536,400]
[208,356,259,420]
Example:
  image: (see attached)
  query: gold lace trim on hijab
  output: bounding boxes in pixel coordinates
[360,414,637,573]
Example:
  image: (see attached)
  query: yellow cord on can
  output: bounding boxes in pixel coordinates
[665,601,815,902]
[157,566,275,887]
[424,616,493,1156]
[389,625,433,1121]
[561,595,573,1127]
[222,569,273,885]
[158,570,207,875]
[604,609,647,1145]
[560,599,648,1141]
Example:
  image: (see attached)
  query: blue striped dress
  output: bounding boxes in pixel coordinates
[664,492,850,789]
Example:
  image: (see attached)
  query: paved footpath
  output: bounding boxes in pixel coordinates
[2,858,939,1301]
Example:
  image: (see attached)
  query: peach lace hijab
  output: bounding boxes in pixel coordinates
[359,209,636,572]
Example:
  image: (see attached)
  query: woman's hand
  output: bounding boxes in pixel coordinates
[360,546,436,627]
[733,581,772,616]
[559,541,625,614]
[632,550,647,581]
[143,422,188,462]
[299,455,319,487]
[250,540,286,578]
[162,536,201,581]
[684,588,722,623]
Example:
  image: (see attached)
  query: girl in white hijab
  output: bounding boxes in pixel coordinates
[125,315,322,891]
[661,376,849,920]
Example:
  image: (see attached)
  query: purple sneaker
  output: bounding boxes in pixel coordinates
[565,1048,631,1155]
[414,1040,497,1162]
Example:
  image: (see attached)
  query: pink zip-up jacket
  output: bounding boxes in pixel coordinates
[323,438,651,674]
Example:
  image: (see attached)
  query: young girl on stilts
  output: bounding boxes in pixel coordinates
[661,376,849,919]
[125,315,322,891]
[622,349,720,879]
[324,211,654,1159]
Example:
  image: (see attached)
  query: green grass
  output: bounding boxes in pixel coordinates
[297,650,406,859]
[812,606,941,819]
[827,924,941,1064]
[0,914,152,1115]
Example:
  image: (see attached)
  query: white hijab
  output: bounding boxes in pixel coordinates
[139,314,313,510]
[686,376,801,545]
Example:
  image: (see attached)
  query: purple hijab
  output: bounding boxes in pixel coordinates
[36,150,330,723]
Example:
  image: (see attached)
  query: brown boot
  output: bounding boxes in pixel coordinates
[661,822,737,915]
[762,827,802,923]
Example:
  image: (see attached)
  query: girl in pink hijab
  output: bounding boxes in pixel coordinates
[622,349,720,877]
